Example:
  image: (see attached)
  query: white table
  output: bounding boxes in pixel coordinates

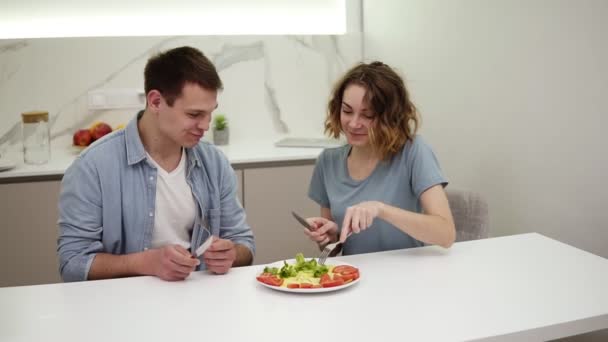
[1,233,607,341]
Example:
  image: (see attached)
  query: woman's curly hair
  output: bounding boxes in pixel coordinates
[325,61,419,160]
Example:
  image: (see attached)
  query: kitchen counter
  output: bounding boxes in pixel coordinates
[0,139,325,183]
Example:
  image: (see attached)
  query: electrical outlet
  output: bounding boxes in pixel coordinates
[87,89,145,110]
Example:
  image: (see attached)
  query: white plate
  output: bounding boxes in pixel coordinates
[256,258,360,294]
[0,159,16,172]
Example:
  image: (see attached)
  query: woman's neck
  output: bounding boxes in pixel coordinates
[347,144,380,181]
[349,144,378,163]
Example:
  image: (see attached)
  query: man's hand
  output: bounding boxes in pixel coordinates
[203,238,237,274]
[148,245,200,281]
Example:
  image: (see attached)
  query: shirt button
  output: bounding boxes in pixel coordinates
[149,176,154,181]
[144,247,149,251]
[149,212,154,217]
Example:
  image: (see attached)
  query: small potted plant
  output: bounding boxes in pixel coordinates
[212,114,229,145]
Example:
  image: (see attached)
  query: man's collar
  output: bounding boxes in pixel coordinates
[125,113,147,165]
[125,110,202,168]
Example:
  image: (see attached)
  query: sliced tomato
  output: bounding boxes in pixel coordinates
[321,278,345,288]
[340,271,359,282]
[340,269,359,277]
[256,276,267,284]
[287,283,300,289]
[320,273,345,287]
[332,274,344,282]
[300,283,313,288]
[320,274,332,283]
[333,265,360,283]
[333,265,358,274]
[269,278,284,286]
[257,275,283,287]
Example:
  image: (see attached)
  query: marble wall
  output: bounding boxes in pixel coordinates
[0,34,362,153]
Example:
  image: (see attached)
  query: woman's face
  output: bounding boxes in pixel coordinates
[340,83,375,147]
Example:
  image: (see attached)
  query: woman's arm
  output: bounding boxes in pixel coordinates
[320,207,333,221]
[379,185,455,248]
[340,185,456,248]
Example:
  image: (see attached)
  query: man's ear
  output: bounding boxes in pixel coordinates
[146,90,162,111]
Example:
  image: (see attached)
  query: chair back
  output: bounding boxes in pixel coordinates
[446,189,489,242]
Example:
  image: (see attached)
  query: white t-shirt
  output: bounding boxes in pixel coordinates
[146,149,196,249]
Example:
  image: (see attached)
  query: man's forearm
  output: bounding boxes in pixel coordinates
[88,251,152,280]
[232,244,253,267]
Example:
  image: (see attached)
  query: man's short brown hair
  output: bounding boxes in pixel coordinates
[144,46,223,106]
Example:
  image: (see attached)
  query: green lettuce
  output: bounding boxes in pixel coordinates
[276,253,328,279]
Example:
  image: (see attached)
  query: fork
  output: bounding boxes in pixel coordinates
[318,241,343,265]
[291,211,349,265]
[318,233,351,265]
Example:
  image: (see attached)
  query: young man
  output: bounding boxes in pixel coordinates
[58,46,254,282]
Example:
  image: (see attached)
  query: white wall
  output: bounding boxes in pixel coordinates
[0,34,361,153]
[364,0,608,257]
[0,1,363,152]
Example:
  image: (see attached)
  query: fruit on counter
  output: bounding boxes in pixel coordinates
[114,124,125,130]
[90,122,113,141]
[73,129,93,147]
[72,121,116,147]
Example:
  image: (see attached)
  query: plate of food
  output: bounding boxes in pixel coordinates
[256,253,360,293]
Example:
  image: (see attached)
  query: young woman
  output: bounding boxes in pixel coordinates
[304,62,455,255]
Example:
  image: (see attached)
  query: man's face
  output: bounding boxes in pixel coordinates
[158,83,218,148]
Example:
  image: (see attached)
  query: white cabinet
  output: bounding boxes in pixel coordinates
[0,181,62,287]
[0,163,320,286]
[243,163,321,265]
[0,170,244,287]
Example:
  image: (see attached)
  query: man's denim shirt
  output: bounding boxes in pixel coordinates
[58,117,255,282]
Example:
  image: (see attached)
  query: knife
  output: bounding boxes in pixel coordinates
[194,236,214,257]
[291,211,314,231]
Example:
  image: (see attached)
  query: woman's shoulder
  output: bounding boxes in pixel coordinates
[402,135,436,154]
[398,135,437,163]
[403,134,431,150]
[319,144,350,163]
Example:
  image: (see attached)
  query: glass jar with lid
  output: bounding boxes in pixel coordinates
[21,110,50,164]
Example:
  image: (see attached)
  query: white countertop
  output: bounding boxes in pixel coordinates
[0,139,324,180]
[1,233,607,341]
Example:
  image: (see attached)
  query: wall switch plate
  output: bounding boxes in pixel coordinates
[87,88,145,110]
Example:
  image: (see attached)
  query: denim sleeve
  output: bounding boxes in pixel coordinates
[57,158,105,282]
[217,158,255,258]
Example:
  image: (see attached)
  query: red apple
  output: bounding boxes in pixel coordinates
[73,129,92,146]
[90,122,113,141]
